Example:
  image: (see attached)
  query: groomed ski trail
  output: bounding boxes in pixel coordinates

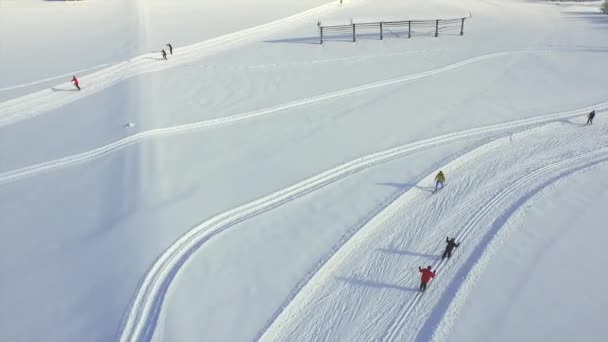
[0,1,339,128]
[1,100,606,185]
[118,109,605,342]
[383,148,608,342]
[0,47,570,129]
[257,122,608,342]
[0,63,111,92]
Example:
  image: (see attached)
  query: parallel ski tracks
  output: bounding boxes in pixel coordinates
[381,147,608,342]
[118,107,604,342]
[0,1,339,127]
[0,47,554,128]
[1,100,606,185]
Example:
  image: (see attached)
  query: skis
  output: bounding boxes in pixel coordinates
[432,184,447,194]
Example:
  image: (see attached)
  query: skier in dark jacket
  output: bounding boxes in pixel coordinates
[418,266,436,292]
[166,43,173,55]
[587,110,596,125]
[442,237,460,260]
[161,49,167,60]
[72,76,80,91]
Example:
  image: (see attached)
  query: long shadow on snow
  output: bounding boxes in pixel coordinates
[338,276,418,292]
[557,118,587,127]
[413,155,608,342]
[377,248,439,261]
[264,29,453,45]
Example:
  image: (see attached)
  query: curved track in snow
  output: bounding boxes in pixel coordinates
[117,105,605,342]
[257,122,608,342]
[1,92,606,185]
[383,149,608,342]
[0,44,564,130]
[0,1,339,128]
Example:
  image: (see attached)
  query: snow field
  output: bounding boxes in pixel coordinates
[260,120,608,341]
[1,0,608,341]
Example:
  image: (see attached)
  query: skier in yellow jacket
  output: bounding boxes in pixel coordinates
[434,171,445,192]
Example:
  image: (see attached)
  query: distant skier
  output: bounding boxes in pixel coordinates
[166,43,173,55]
[72,76,80,91]
[434,171,445,192]
[442,237,460,260]
[587,110,596,125]
[419,266,435,292]
[161,49,168,60]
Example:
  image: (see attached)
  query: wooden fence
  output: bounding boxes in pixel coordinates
[317,15,471,44]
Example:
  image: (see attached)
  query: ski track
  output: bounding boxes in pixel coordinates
[117,105,605,342]
[0,38,579,129]
[0,63,111,92]
[1,100,605,185]
[382,148,608,342]
[0,1,340,128]
[0,51,552,180]
[259,127,608,342]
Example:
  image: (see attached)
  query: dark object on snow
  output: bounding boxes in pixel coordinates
[442,237,460,260]
[166,43,173,55]
[587,110,596,125]
[418,266,435,291]
[72,76,80,91]
[161,49,167,60]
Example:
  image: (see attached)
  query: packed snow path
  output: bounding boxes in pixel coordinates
[258,120,608,342]
[119,114,607,341]
[0,1,337,128]
[1,95,605,185]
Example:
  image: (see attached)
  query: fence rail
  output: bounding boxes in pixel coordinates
[317,14,471,44]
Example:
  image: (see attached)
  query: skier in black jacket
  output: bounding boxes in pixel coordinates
[166,43,173,55]
[442,237,460,260]
[587,110,596,125]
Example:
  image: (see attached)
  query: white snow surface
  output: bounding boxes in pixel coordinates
[1,0,608,341]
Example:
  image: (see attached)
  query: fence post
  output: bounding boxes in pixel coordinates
[408,21,411,38]
[352,23,356,42]
[460,18,465,36]
[320,27,324,44]
[380,22,383,40]
[318,22,323,44]
[435,20,439,37]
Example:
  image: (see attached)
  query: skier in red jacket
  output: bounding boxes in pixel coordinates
[72,76,80,91]
[419,266,435,292]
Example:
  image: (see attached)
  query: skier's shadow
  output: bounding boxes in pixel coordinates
[376,182,434,193]
[143,57,166,61]
[51,87,78,92]
[337,276,418,292]
[558,118,586,127]
[377,248,439,260]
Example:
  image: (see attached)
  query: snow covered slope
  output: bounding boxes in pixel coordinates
[1,0,607,341]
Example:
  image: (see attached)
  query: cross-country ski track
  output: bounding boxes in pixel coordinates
[0,89,606,184]
[118,112,608,342]
[0,1,338,127]
[0,45,596,129]
[257,122,608,342]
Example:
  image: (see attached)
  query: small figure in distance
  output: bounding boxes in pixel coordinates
[587,110,596,125]
[72,76,80,91]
